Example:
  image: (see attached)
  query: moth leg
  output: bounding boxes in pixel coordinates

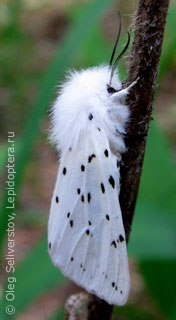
[110,77,139,99]
[116,129,148,138]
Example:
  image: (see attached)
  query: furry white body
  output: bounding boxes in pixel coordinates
[48,65,132,305]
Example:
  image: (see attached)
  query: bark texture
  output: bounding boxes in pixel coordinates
[65,0,170,319]
[120,0,170,241]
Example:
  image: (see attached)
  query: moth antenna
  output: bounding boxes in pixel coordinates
[109,31,130,85]
[109,11,122,67]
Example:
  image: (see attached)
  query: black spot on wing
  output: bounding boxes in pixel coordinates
[81,165,85,172]
[87,193,91,203]
[104,149,109,157]
[67,212,70,218]
[117,159,120,168]
[77,188,81,195]
[112,282,115,288]
[97,127,101,132]
[81,195,85,202]
[89,113,93,120]
[88,221,92,226]
[86,229,90,236]
[106,215,110,221]
[111,240,117,248]
[109,175,115,188]
[63,167,67,175]
[115,286,118,291]
[119,234,125,242]
[70,220,73,227]
[101,183,105,194]
[55,196,59,203]
[70,257,74,261]
[48,242,51,249]
[88,154,96,163]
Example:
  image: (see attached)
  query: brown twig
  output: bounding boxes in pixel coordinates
[65,0,170,319]
[120,0,170,241]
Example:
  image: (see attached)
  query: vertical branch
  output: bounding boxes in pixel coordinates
[120,0,170,241]
[65,0,170,319]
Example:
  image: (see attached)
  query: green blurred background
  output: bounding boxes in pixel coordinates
[0,0,176,319]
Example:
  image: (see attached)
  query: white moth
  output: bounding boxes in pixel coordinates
[48,18,136,306]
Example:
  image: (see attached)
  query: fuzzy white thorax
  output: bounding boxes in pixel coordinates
[50,64,130,157]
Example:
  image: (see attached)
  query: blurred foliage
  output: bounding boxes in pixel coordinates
[114,304,159,320]
[0,0,176,319]
[0,0,39,134]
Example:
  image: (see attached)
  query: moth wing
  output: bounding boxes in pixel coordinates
[48,128,130,306]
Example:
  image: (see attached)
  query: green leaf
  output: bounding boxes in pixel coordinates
[134,120,176,319]
[140,261,176,320]
[135,122,176,318]
[128,202,176,259]
[138,123,176,212]
[114,304,157,320]
[159,5,176,80]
